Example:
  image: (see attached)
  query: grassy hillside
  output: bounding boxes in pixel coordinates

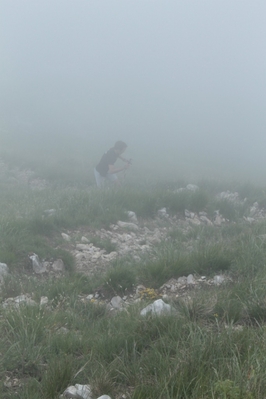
[1,141,266,398]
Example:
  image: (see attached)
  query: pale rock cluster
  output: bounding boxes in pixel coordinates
[244,201,266,223]
[1,272,229,312]
[0,158,48,190]
[174,184,200,193]
[2,294,48,309]
[61,383,112,399]
[216,191,243,203]
[70,221,167,276]
[29,253,65,274]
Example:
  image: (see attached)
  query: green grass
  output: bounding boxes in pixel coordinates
[2,222,266,398]
[2,144,266,397]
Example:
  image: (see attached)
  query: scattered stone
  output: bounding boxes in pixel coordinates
[4,376,21,388]
[63,386,78,398]
[199,211,208,217]
[225,324,244,332]
[213,275,226,286]
[249,202,259,216]
[174,187,185,193]
[187,274,195,285]
[213,215,222,226]
[216,191,241,203]
[63,384,92,399]
[57,327,69,335]
[62,233,71,242]
[126,211,138,223]
[81,236,90,243]
[117,221,139,231]
[177,276,187,285]
[140,299,173,316]
[52,259,65,272]
[188,217,201,226]
[29,253,47,274]
[186,184,199,192]
[185,209,193,218]
[15,295,36,306]
[40,296,49,306]
[244,217,255,223]
[199,215,213,226]
[76,243,93,251]
[3,294,37,309]
[158,208,169,218]
[110,296,124,309]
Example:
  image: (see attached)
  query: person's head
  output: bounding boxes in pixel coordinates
[114,141,127,155]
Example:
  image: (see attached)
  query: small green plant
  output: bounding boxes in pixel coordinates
[214,379,254,399]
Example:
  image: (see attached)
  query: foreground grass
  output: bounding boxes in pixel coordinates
[2,281,266,398]
[2,218,266,397]
[2,157,266,397]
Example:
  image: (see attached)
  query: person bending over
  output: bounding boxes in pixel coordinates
[94,141,131,188]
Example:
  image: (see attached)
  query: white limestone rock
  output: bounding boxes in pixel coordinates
[40,296,49,306]
[76,244,93,251]
[187,274,195,285]
[0,262,9,283]
[126,211,138,223]
[52,259,65,272]
[249,202,259,217]
[213,214,222,226]
[185,209,195,218]
[61,233,71,242]
[177,276,187,285]
[174,187,185,193]
[157,208,169,218]
[216,191,240,203]
[213,275,225,286]
[188,217,201,226]
[63,386,77,398]
[81,236,90,243]
[117,221,139,231]
[29,253,47,274]
[63,384,92,399]
[14,295,37,306]
[186,184,199,192]
[244,217,255,224]
[199,216,213,226]
[3,294,37,309]
[140,299,173,316]
[110,296,124,309]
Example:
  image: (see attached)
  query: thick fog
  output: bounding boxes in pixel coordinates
[1,1,266,182]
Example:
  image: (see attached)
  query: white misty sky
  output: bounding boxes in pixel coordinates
[1,1,266,178]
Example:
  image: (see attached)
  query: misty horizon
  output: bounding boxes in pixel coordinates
[1,1,266,182]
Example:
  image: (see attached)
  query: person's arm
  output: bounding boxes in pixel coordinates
[108,163,130,174]
[118,155,131,163]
